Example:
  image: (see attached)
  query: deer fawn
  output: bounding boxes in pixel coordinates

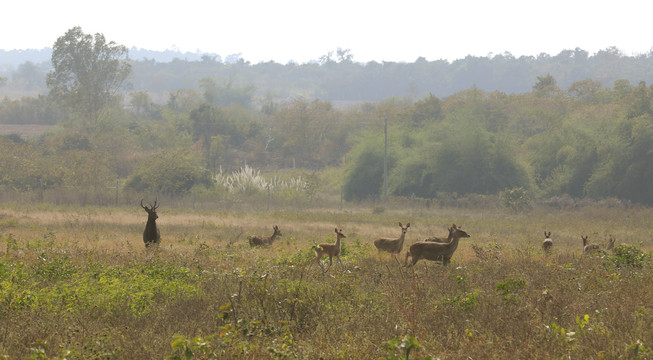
[582,235,600,255]
[248,225,282,247]
[374,222,410,254]
[542,231,553,252]
[405,224,470,266]
[141,199,160,248]
[312,228,346,270]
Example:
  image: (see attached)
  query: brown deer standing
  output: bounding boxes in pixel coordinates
[582,235,600,255]
[542,231,553,252]
[405,224,470,267]
[424,226,457,243]
[312,228,346,271]
[248,225,282,247]
[374,222,410,254]
[141,199,160,248]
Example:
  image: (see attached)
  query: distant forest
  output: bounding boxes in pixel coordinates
[2,46,653,102]
[3,38,653,206]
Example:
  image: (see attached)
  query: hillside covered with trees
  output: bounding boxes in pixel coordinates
[2,27,653,206]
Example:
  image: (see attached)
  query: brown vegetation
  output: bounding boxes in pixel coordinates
[0,202,651,359]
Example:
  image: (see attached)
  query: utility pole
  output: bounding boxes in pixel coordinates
[383,116,388,197]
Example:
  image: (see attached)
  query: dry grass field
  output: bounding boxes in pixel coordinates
[0,201,651,359]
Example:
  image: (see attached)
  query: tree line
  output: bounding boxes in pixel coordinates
[3,44,653,103]
[2,27,653,206]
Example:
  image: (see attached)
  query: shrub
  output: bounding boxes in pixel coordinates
[500,187,532,211]
[607,245,650,268]
[125,149,213,195]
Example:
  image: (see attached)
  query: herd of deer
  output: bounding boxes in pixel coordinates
[246,223,472,270]
[543,231,617,255]
[140,200,618,271]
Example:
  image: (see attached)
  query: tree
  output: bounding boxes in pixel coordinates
[343,136,388,201]
[567,79,602,103]
[189,103,224,153]
[411,93,442,126]
[532,74,560,97]
[125,149,213,195]
[46,26,131,125]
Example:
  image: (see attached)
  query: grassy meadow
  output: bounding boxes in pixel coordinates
[0,200,651,359]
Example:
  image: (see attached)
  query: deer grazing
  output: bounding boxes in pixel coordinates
[248,225,282,247]
[542,231,553,252]
[141,199,160,248]
[374,222,410,254]
[582,235,600,255]
[404,224,470,267]
[312,228,346,271]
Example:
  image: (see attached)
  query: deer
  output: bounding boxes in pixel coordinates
[606,235,616,251]
[405,224,470,267]
[141,199,160,248]
[312,228,346,271]
[424,225,457,243]
[373,222,410,254]
[542,231,553,252]
[248,225,282,247]
[582,235,600,255]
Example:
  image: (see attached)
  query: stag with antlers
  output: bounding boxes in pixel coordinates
[141,199,160,248]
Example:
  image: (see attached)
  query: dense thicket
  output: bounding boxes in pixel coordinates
[2,40,653,205]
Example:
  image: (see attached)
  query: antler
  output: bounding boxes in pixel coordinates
[141,198,158,211]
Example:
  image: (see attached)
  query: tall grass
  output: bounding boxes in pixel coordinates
[214,165,307,195]
[0,203,651,359]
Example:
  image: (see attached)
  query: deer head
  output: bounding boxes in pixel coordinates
[141,199,159,221]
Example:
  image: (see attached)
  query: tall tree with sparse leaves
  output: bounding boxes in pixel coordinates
[46,26,131,126]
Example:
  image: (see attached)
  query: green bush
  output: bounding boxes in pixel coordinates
[125,149,213,195]
[607,245,650,268]
[500,187,532,211]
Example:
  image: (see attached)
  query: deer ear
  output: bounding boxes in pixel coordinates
[406,223,410,227]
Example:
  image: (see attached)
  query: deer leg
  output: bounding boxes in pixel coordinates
[411,256,420,267]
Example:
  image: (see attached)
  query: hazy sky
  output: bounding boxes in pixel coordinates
[3,0,651,63]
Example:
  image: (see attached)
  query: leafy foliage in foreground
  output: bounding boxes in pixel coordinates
[0,208,650,359]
